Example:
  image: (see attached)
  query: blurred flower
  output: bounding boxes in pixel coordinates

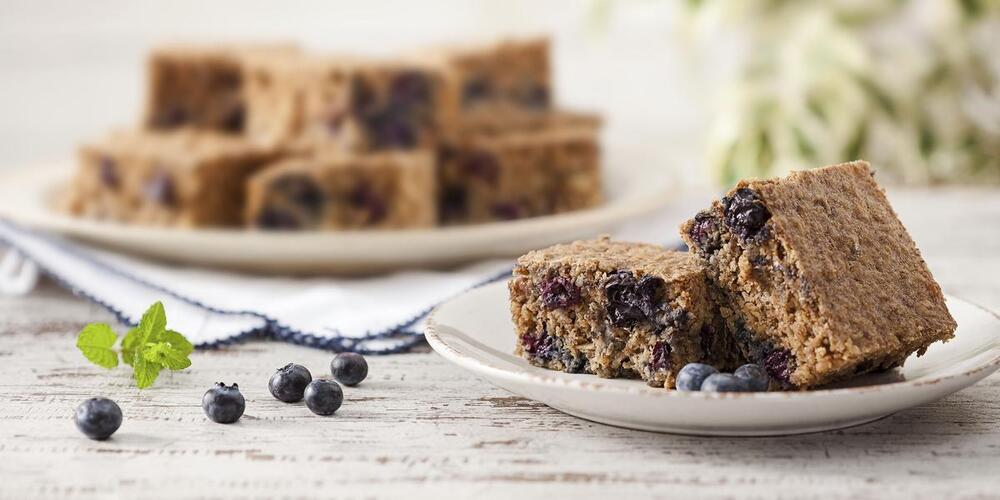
[685,0,1000,185]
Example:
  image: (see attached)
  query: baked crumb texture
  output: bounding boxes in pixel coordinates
[438,112,603,225]
[680,160,957,389]
[509,237,740,389]
[245,152,436,230]
[66,129,280,227]
[144,44,298,134]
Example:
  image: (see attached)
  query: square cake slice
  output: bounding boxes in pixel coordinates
[143,42,298,133]
[438,111,603,225]
[244,54,459,152]
[245,152,436,230]
[509,237,740,389]
[680,160,957,389]
[415,36,551,112]
[66,129,279,227]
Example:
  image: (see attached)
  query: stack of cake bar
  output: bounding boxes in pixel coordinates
[64,39,603,229]
[509,161,958,390]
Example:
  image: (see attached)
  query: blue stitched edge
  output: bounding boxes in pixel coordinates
[0,219,511,355]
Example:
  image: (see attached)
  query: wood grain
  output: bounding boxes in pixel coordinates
[1,188,999,499]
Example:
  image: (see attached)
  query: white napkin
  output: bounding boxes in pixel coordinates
[0,219,512,353]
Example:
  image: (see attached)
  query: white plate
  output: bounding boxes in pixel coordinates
[0,159,669,274]
[425,281,1000,436]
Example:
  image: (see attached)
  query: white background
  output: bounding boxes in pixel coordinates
[0,0,715,185]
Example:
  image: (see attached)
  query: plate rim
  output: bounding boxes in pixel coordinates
[425,280,1000,401]
[0,161,672,243]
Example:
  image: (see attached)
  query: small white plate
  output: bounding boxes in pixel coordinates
[426,281,1000,436]
[0,159,669,275]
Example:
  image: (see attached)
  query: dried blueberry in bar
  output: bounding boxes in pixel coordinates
[437,111,603,225]
[65,129,279,227]
[144,43,298,133]
[245,151,436,230]
[680,160,957,389]
[244,53,459,153]
[509,237,740,389]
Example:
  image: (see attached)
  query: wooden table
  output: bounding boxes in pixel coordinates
[1,189,999,499]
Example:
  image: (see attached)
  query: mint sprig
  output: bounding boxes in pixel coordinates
[75,301,194,389]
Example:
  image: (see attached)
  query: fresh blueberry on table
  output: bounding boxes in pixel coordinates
[202,382,246,424]
[734,363,771,392]
[269,363,313,402]
[700,373,752,393]
[330,352,368,386]
[74,397,123,440]
[676,363,719,391]
[304,380,344,416]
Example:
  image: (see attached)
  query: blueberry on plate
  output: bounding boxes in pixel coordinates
[304,380,344,416]
[700,373,752,393]
[203,382,246,424]
[74,397,123,440]
[330,352,368,387]
[676,363,719,391]
[734,363,771,392]
[269,363,313,402]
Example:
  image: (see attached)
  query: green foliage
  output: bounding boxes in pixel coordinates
[75,302,193,389]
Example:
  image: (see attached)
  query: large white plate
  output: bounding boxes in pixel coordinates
[0,159,669,274]
[425,281,1000,436]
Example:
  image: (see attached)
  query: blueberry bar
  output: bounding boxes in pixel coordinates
[245,152,435,230]
[680,161,957,389]
[417,37,551,111]
[144,43,297,133]
[438,111,603,224]
[244,54,459,152]
[509,237,740,389]
[66,130,279,226]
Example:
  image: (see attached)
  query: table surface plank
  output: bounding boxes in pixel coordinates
[1,188,999,499]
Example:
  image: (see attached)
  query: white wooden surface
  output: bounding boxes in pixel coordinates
[1,188,999,499]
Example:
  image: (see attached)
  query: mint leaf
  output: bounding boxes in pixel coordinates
[76,323,119,369]
[133,356,162,389]
[142,341,191,370]
[160,330,194,356]
[121,327,141,366]
[75,301,193,389]
[139,301,167,339]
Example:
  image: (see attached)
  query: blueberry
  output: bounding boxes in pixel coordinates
[734,363,771,391]
[74,397,122,440]
[462,77,492,107]
[331,353,368,387]
[271,175,324,215]
[348,183,387,225]
[438,187,467,222]
[99,156,119,188]
[700,373,751,393]
[490,202,523,220]
[676,363,718,392]
[650,341,672,372]
[256,207,301,230]
[269,363,313,402]
[519,84,550,109]
[687,212,721,253]
[202,383,245,424]
[763,348,795,385]
[144,169,176,206]
[390,71,432,110]
[369,112,417,149]
[722,188,771,241]
[539,276,581,310]
[604,271,665,328]
[220,102,245,133]
[304,379,344,416]
[460,151,500,184]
